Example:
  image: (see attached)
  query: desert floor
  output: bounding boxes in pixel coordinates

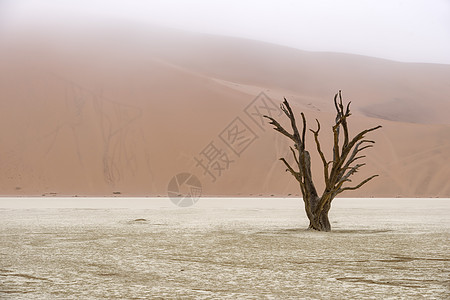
[0,198,449,299]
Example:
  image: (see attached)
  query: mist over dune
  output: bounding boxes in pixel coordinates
[1,23,449,197]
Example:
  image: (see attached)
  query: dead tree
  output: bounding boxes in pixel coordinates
[264,91,381,231]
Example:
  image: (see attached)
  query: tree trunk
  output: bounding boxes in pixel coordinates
[265,94,381,232]
[308,210,331,231]
[305,196,331,232]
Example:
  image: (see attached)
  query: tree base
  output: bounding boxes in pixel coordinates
[307,211,331,232]
[308,224,331,232]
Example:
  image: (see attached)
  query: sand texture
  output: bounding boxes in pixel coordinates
[0,198,449,299]
[1,24,450,197]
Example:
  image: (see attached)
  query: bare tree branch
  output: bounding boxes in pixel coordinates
[280,157,305,194]
[301,112,307,150]
[337,174,379,194]
[310,119,329,183]
[289,146,300,168]
[266,91,381,231]
[337,163,366,188]
[263,115,295,141]
[281,98,302,145]
[332,123,340,163]
[280,158,298,178]
[330,125,381,181]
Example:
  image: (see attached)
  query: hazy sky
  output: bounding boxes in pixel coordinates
[2,0,450,64]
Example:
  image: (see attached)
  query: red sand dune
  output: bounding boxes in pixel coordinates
[1,24,449,197]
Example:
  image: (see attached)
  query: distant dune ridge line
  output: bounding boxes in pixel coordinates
[0,25,449,197]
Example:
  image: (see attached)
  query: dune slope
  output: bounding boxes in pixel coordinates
[0,25,449,197]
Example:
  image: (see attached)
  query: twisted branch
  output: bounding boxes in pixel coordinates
[266,91,381,231]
